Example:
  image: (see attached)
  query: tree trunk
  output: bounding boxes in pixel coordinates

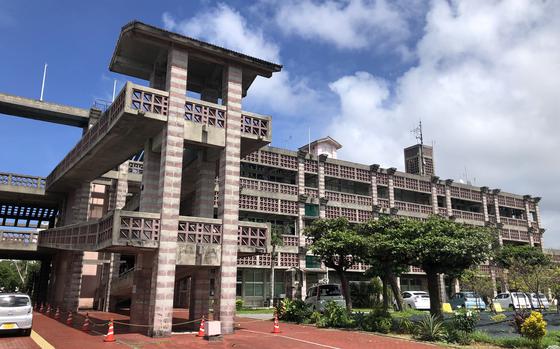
[389,272,403,311]
[426,271,442,318]
[338,269,352,311]
[270,246,276,308]
[382,276,389,311]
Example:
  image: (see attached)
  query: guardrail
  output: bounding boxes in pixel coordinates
[0,173,45,189]
[452,209,485,221]
[184,97,226,128]
[501,216,527,227]
[240,178,298,196]
[395,201,433,215]
[238,222,268,249]
[47,83,169,187]
[325,191,372,206]
[0,231,38,248]
[177,216,222,244]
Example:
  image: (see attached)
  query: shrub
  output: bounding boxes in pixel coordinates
[450,308,479,334]
[512,309,532,334]
[317,301,353,328]
[413,313,446,342]
[392,317,415,334]
[349,279,382,308]
[521,311,547,346]
[308,311,321,324]
[445,329,473,345]
[235,298,244,310]
[277,299,311,324]
[353,307,392,333]
[490,313,507,322]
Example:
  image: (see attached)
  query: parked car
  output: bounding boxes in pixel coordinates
[493,292,531,310]
[450,292,486,310]
[0,293,33,336]
[526,293,550,309]
[305,284,346,312]
[402,291,430,310]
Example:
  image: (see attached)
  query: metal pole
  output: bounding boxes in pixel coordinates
[40,63,48,101]
[112,80,117,102]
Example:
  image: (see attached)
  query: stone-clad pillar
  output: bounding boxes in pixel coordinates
[297,155,307,295]
[151,48,188,337]
[115,161,129,209]
[216,65,243,334]
[369,165,379,207]
[189,268,210,322]
[533,197,542,227]
[492,189,501,224]
[481,187,489,222]
[139,141,162,213]
[318,155,326,218]
[444,179,453,217]
[430,176,439,215]
[63,251,84,312]
[387,168,396,209]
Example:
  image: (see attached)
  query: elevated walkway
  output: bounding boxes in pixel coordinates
[0,92,90,127]
[0,230,52,260]
[39,210,270,262]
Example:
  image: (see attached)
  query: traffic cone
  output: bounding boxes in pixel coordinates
[39,303,44,313]
[66,312,73,326]
[197,316,205,337]
[54,307,61,320]
[103,319,116,342]
[46,304,51,316]
[272,313,281,334]
[81,313,90,333]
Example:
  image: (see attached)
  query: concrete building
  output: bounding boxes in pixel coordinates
[0,21,545,337]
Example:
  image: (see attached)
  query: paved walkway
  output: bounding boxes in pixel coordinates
[0,312,441,349]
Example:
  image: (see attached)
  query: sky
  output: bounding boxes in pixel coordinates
[0,0,558,247]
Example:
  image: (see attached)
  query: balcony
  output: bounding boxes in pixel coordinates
[395,201,433,215]
[0,231,38,251]
[240,178,298,196]
[46,83,169,191]
[501,216,527,227]
[325,191,372,207]
[183,98,271,155]
[452,209,485,223]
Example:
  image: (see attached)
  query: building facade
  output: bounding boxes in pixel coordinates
[0,21,545,337]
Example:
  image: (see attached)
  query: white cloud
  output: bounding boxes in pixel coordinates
[326,0,560,247]
[274,0,420,54]
[162,5,324,117]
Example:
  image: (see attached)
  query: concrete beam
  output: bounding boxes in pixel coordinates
[0,92,89,127]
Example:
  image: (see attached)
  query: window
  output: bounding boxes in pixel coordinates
[306,255,322,269]
[319,285,341,296]
[305,204,319,217]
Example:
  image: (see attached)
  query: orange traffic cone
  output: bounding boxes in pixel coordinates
[54,307,61,320]
[39,303,44,313]
[104,319,116,342]
[197,316,205,337]
[46,304,51,316]
[66,312,73,326]
[272,313,281,334]
[81,313,90,333]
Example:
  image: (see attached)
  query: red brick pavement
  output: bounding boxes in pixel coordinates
[3,311,442,349]
[0,332,39,349]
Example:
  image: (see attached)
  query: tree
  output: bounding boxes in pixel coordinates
[269,225,284,307]
[459,267,495,310]
[545,265,560,313]
[0,261,24,292]
[358,216,417,311]
[495,245,551,308]
[409,216,497,317]
[305,218,366,311]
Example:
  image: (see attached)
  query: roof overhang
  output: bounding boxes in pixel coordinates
[109,21,282,97]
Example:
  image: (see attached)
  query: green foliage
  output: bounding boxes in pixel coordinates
[450,308,479,334]
[235,298,244,311]
[304,218,366,271]
[521,311,547,345]
[316,301,354,328]
[471,330,560,349]
[392,317,415,334]
[352,307,392,333]
[413,313,446,342]
[0,261,24,292]
[349,280,382,308]
[277,299,311,324]
[308,311,321,324]
[459,268,495,305]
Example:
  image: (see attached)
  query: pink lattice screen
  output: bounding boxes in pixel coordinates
[177,220,222,244]
[184,100,225,128]
[118,215,160,243]
[238,225,267,248]
[241,114,269,137]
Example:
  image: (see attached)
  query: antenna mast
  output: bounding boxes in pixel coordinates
[40,63,48,101]
[411,121,425,176]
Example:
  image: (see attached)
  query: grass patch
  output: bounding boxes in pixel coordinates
[472,330,560,348]
[236,308,275,314]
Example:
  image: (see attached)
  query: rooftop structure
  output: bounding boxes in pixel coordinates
[0,20,546,337]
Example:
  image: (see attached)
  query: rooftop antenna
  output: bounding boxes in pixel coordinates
[411,120,425,176]
[112,79,117,102]
[40,63,48,101]
[308,128,311,155]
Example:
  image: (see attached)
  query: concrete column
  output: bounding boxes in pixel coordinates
[37,257,51,306]
[63,251,84,312]
[189,268,210,322]
[318,156,326,218]
[430,180,439,214]
[115,161,129,209]
[481,189,489,221]
[438,274,447,303]
[369,165,378,207]
[297,156,307,280]
[444,180,453,217]
[139,142,162,213]
[387,168,396,209]
[193,153,215,218]
[216,65,243,334]
[490,269,498,297]
[534,198,542,227]
[130,251,156,331]
[492,190,501,224]
[453,278,460,294]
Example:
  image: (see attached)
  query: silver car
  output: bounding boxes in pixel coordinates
[0,294,33,336]
[305,284,346,312]
[526,293,550,310]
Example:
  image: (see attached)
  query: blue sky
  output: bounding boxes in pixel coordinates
[1,0,559,247]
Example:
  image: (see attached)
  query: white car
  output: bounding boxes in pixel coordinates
[526,293,550,310]
[402,291,430,310]
[0,293,33,336]
[305,284,346,312]
[493,292,531,310]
